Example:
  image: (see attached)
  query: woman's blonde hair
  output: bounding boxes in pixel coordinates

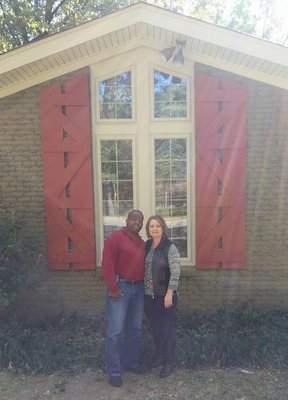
[146,215,169,239]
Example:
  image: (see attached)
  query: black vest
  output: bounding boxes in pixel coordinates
[145,237,173,295]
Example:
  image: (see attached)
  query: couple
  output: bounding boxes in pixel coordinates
[102,210,181,388]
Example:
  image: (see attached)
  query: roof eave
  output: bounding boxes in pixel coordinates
[1,2,287,75]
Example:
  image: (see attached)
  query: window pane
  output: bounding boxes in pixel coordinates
[118,140,132,160]
[154,138,188,257]
[155,139,171,159]
[155,161,170,179]
[119,201,133,216]
[154,70,187,119]
[101,162,116,180]
[171,138,186,158]
[101,140,116,161]
[171,160,186,178]
[101,140,134,239]
[99,71,132,119]
[118,162,133,179]
[118,181,133,200]
[116,102,131,119]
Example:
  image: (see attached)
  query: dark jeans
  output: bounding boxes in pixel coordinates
[144,292,178,365]
[106,281,144,377]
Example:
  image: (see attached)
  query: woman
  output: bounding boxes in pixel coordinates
[144,215,181,378]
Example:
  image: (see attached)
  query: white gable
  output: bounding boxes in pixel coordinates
[0,2,287,98]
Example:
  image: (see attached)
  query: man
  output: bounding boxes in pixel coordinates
[102,209,145,387]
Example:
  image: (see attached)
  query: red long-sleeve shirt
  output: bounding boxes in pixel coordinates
[102,227,145,295]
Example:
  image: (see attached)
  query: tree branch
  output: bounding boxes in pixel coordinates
[45,0,68,24]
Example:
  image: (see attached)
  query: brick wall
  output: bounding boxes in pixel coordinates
[185,64,288,312]
[0,68,107,319]
[1,64,288,320]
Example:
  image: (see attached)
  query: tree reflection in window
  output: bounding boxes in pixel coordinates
[99,71,132,119]
[101,140,133,238]
[155,138,188,257]
[154,70,187,118]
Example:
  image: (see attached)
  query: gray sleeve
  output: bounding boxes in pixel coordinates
[168,243,181,290]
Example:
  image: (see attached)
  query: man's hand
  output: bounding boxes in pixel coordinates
[109,290,122,303]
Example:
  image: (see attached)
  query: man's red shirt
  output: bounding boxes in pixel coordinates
[102,227,145,295]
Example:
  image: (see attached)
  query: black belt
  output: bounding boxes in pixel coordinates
[118,278,144,284]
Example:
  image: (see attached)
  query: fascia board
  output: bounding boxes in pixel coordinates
[141,7,288,67]
[0,39,139,99]
[0,3,146,74]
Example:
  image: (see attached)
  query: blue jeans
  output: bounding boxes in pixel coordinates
[106,281,144,377]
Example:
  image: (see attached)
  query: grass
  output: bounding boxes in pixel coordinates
[0,368,287,399]
[120,367,288,400]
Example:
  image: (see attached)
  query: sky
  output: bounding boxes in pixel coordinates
[183,0,287,45]
[183,0,287,20]
[249,0,287,44]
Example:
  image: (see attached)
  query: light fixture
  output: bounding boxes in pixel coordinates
[160,46,176,62]
[160,39,186,66]
[173,48,184,66]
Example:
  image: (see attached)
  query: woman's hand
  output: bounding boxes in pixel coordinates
[164,289,174,308]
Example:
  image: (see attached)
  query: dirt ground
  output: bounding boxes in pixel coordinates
[0,367,287,400]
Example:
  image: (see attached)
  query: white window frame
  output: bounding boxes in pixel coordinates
[150,65,191,122]
[95,135,138,251]
[151,134,192,262]
[90,49,196,267]
[95,66,136,123]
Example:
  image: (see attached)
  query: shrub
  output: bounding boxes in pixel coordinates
[176,306,288,369]
[0,208,38,310]
[0,313,106,374]
[1,306,287,375]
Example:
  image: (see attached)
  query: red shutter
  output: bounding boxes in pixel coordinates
[195,72,247,269]
[39,74,96,270]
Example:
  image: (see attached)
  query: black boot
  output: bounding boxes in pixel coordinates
[150,331,163,369]
[159,363,174,378]
[159,338,175,378]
